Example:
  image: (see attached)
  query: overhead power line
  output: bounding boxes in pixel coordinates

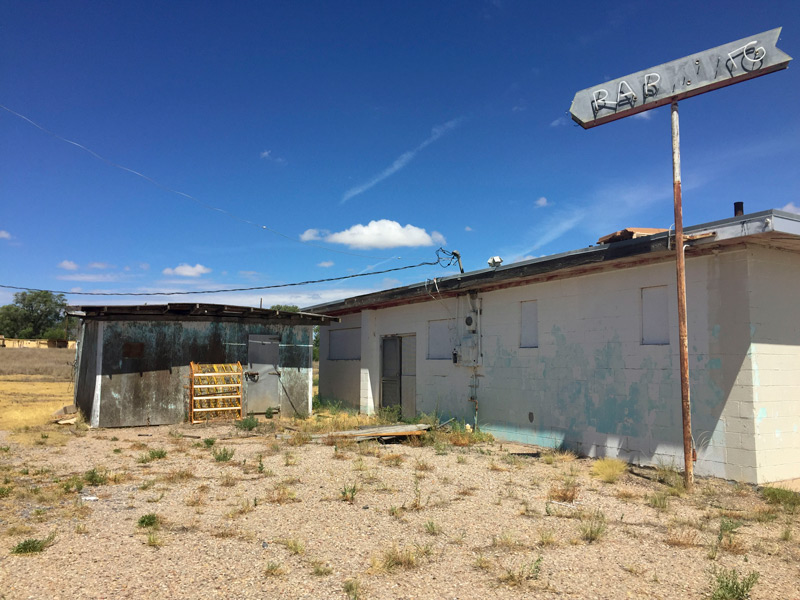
[0,103,396,260]
[0,249,461,297]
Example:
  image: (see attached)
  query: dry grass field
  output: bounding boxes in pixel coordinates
[1,350,799,599]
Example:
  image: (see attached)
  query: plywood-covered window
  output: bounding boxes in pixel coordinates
[427,319,456,360]
[642,286,669,345]
[328,328,361,360]
[520,300,539,348]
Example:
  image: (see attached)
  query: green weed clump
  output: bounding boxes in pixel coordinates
[761,486,800,512]
[340,482,358,503]
[84,468,107,486]
[203,438,216,448]
[708,568,759,600]
[11,533,56,554]
[138,448,167,463]
[137,513,160,529]
[234,416,259,432]
[213,447,235,462]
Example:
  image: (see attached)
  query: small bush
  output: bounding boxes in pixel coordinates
[591,457,628,483]
[340,482,358,503]
[548,478,579,503]
[312,561,333,576]
[424,520,442,536]
[708,568,759,600]
[137,513,160,528]
[761,486,800,511]
[579,511,607,543]
[264,561,284,577]
[287,432,312,446]
[84,468,107,486]
[498,556,542,586]
[10,532,55,554]
[213,447,235,462]
[203,438,216,448]
[0,486,13,498]
[343,578,362,600]
[648,493,669,511]
[234,416,259,432]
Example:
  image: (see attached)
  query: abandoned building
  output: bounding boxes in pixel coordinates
[69,303,334,428]
[307,209,800,484]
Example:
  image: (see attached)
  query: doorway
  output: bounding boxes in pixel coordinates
[246,335,281,415]
[381,335,416,420]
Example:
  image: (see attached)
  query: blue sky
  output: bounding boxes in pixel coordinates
[1,1,798,309]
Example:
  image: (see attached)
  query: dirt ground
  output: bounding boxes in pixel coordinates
[1,357,799,599]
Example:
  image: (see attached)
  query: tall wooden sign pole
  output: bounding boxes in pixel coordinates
[671,102,693,489]
[570,29,791,491]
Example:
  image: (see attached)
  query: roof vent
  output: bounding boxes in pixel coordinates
[597,227,668,244]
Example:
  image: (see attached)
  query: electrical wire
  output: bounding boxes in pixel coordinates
[0,248,461,297]
[0,103,397,260]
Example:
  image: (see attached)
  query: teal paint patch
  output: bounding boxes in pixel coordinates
[756,407,767,425]
[711,324,720,339]
[708,358,722,370]
[482,423,566,449]
[750,324,756,338]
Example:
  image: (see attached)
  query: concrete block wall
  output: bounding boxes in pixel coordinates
[747,246,800,483]
[317,245,800,483]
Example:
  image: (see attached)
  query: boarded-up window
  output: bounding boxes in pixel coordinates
[642,286,669,345]
[427,319,456,360]
[328,328,361,360]
[520,300,539,348]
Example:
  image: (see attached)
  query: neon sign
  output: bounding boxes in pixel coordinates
[570,28,791,129]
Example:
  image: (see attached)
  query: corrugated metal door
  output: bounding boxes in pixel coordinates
[381,337,401,410]
[246,335,280,414]
[400,335,416,420]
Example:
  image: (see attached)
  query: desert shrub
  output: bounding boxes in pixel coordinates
[708,568,759,600]
[761,486,800,511]
[234,416,259,432]
[213,447,235,462]
[10,532,55,554]
[83,468,107,486]
[579,511,607,543]
[203,438,216,448]
[137,513,160,528]
[591,457,627,483]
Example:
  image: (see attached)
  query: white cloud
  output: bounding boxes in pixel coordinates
[0,230,11,240]
[631,111,653,120]
[307,220,446,250]
[300,228,323,242]
[162,263,211,277]
[535,197,549,207]
[58,260,78,271]
[781,202,800,214]
[341,118,462,203]
[139,262,150,270]
[464,226,473,232]
[520,255,536,261]
[88,262,114,269]
[550,117,567,127]
[260,150,287,165]
[239,270,259,280]
[317,261,334,268]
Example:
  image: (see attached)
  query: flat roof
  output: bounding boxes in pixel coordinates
[68,303,337,324]
[305,209,800,316]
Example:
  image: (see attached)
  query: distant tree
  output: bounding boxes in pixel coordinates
[269,304,300,312]
[0,291,68,339]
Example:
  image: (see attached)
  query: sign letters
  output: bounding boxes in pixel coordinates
[569,28,792,129]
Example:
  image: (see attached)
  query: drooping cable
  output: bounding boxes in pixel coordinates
[0,249,460,297]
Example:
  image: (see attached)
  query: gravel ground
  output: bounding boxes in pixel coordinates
[1,420,799,600]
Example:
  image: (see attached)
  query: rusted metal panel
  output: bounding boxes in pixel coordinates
[74,317,314,427]
[570,28,792,128]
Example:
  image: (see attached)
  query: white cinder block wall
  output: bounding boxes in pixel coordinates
[747,246,800,483]
[318,246,799,483]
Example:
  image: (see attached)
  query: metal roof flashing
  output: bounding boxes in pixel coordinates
[67,303,338,324]
[303,210,797,316]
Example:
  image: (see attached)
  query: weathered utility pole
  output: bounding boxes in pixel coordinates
[569,28,792,491]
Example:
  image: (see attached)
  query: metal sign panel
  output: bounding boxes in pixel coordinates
[570,28,791,129]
